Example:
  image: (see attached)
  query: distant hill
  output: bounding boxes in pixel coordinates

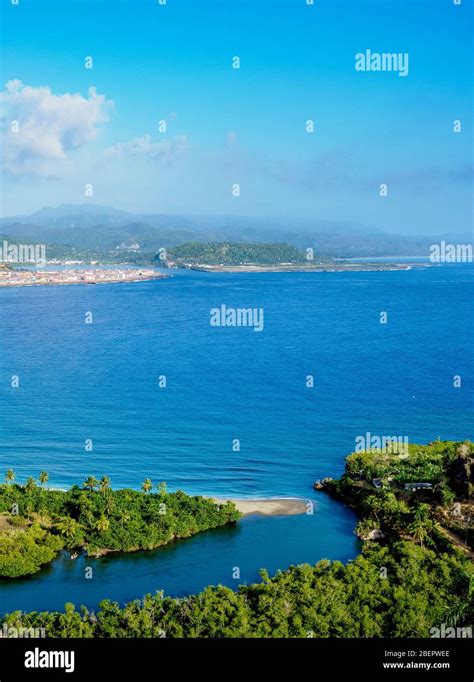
[0,222,210,252]
[166,242,311,266]
[0,234,104,263]
[1,204,471,259]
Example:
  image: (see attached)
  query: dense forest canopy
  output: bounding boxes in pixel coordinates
[1,540,471,638]
[165,242,310,265]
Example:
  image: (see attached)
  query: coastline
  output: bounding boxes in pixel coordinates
[1,441,472,638]
[0,268,169,288]
[184,263,429,273]
[24,484,310,516]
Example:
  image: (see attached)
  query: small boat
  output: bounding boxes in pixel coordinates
[70,552,78,560]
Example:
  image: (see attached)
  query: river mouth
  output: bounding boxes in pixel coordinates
[0,498,359,615]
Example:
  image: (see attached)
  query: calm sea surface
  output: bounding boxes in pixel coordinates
[0,264,472,612]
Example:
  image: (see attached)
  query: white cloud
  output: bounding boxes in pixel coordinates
[104,134,189,164]
[0,80,112,177]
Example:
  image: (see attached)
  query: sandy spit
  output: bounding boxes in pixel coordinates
[213,497,309,517]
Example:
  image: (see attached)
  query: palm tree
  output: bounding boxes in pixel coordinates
[78,494,94,526]
[142,478,152,494]
[409,519,430,546]
[25,477,36,493]
[408,503,435,547]
[57,517,82,543]
[5,469,15,485]
[382,493,405,529]
[413,503,431,523]
[39,471,49,487]
[99,476,111,495]
[362,495,383,522]
[157,481,167,496]
[104,494,114,515]
[83,476,99,496]
[96,515,110,533]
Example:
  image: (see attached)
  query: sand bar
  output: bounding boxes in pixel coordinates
[213,497,308,516]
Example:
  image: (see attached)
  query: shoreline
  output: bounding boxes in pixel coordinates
[7,482,310,518]
[0,268,169,288]
[2,441,471,638]
[184,263,429,273]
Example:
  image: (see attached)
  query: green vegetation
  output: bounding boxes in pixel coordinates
[166,241,309,266]
[0,475,240,577]
[1,441,472,638]
[0,523,64,578]
[328,440,473,549]
[1,538,471,638]
[0,234,108,265]
[344,440,471,488]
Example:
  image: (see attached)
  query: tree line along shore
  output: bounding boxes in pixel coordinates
[0,475,240,577]
[161,241,427,272]
[0,440,472,638]
[0,241,430,276]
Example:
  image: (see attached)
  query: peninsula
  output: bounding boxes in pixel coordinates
[316,439,473,558]
[188,262,421,273]
[161,242,428,273]
[0,476,240,577]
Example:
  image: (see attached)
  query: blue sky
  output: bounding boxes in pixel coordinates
[0,0,472,234]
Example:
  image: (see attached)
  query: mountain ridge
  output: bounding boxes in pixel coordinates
[1,204,471,258]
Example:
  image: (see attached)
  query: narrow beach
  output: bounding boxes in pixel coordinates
[214,497,309,516]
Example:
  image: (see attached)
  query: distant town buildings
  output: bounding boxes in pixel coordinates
[0,268,167,287]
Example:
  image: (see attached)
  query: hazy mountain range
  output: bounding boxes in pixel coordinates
[1,204,471,258]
